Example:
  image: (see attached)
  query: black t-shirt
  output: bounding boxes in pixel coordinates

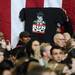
[19,8,73,43]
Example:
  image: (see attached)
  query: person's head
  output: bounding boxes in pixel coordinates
[0,51,4,63]
[19,31,31,43]
[40,43,52,58]
[0,60,14,70]
[27,66,57,75]
[53,33,66,47]
[50,46,66,62]
[31,40,40,51]
[31,40,41,59]
[63,32,71,43]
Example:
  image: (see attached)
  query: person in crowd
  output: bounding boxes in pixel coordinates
[53,33,66,48]
[63,32,72,50]
[0,32,11,51]
[11,31,31,60]
[48,46,70,75]
[63,32,71,43]
[0,32,11,59]
[63,32,75,59]
[0,51,14,71]
[62,34,75,74]
[0,51,4,63]
[39,43,52,67]
[30,40,41,60]
[11,32,39,75]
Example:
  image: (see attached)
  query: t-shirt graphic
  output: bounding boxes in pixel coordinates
[32,12,46,34]
[19,8,73,43]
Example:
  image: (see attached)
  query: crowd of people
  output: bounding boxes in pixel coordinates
[0,31,75,75]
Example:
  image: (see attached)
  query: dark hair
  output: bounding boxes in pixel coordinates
[50,45,65,55]
[19,31,31,39]
[29,39,40,56]
[0,60,14,70]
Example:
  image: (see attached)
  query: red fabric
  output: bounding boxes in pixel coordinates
[0,0,11,40]
[62,0,75,32]
[26,0,44,8]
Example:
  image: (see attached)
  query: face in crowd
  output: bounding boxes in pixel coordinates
[21,36,31,43]
[31,40,40,51]
[51,48,65,62]
[19,31,31,44]
[40,43,52,59]
[0,51,4,63]
[54,33,66,47]
[43,45,52,58]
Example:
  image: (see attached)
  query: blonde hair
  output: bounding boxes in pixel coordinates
[40,43,51,50]
[53,33,63,44]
